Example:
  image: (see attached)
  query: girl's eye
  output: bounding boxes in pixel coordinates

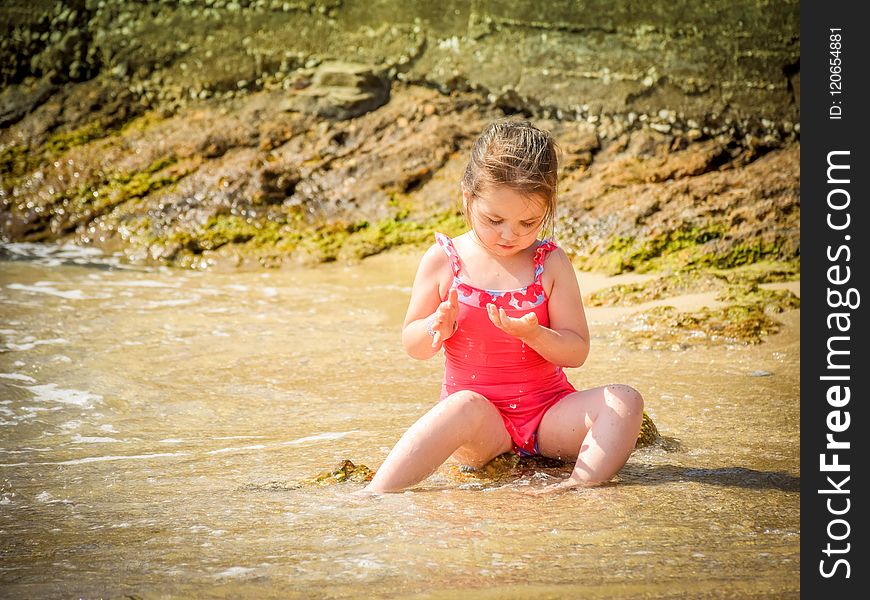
[521,221,538,228]
[486,217,503,225]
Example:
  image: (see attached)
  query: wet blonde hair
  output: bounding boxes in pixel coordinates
[461,119,560,238]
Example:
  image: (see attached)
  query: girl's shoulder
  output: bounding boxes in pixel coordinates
[539,243,577,296]
[538,242,570,273]
[420,239,450,269]
[418,238,455,284]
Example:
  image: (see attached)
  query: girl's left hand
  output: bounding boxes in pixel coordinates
[486,304,539,340]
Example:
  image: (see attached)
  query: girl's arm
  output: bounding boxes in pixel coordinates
[487,247,590,368]
[402,244,458,360]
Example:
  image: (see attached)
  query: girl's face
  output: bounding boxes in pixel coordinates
[463,184,548,257]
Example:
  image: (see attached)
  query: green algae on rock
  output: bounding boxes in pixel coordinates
[303,459,376,486]
[240,459,376,492]
[614,303,788,351]
[587,263,800,308]
[587,263,799,350]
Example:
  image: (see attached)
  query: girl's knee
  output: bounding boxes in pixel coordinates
[604,384,644,416]
[442,390,493,420]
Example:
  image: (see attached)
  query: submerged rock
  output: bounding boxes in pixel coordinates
[301,459,376,486]
[636,411,659,447]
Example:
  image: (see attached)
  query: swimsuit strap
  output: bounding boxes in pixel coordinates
[435,232,558,283]
[434,232,463,278]
[533,239,558,283]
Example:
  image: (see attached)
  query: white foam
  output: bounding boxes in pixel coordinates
[25,384,102,407]
[0,451,189,468]
[282,431,356,445]
[6,283,88,300]
[206,444,267,455]
[35,491,75,504]
[144,298,198,307]
[70,434,121,444]
[1,241,128,268]
[215,566,255,578]
[101,280,180,288]
[0,373,36,383]
[4,338,69,351]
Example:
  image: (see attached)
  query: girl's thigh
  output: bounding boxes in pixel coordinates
[446,390,514,468]
[536,384,643,461]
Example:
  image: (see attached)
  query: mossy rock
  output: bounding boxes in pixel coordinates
[239,460,375,492]
[451,410,659,481]
[616,303,786,349]
[446,453,564,483]
[636,410,659,447]
[587,264,800,309]
[300,459,376,486]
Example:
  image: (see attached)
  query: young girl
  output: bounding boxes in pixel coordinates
[363,119,644,494]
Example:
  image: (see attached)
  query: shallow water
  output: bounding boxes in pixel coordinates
[0,242,799,599]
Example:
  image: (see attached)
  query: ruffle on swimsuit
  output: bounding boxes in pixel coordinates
[435,233,557,310]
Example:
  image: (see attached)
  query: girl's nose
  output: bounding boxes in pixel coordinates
[502,225,520,240]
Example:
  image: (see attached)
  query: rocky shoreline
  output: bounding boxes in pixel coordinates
[1,0,799,348]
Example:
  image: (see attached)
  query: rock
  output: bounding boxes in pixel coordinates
[0,79,57,128]
[636,411,659,447]
[282,61,390,120]
[299,459,376,486]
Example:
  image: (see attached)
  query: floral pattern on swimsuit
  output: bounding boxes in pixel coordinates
[434,232,555,311]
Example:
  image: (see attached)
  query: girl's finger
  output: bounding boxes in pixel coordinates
[491,304,507,329]
[448,287,459,309]
[432,331,441,347]
[485,303,497,325]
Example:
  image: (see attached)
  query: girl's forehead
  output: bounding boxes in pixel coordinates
[474,186,547,216]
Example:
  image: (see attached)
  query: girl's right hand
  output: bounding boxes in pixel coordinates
[430,288,459,347]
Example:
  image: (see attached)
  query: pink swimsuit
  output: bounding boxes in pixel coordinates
[435,232,577,456]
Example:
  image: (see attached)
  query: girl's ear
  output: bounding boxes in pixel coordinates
[460,182,472,210]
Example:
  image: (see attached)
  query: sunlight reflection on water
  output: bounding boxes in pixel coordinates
[0,242,799,598]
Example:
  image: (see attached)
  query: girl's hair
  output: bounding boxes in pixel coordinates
[461,119,560,238]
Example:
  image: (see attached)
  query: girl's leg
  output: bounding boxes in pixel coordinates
[364,390,513,493]
[536,384,644,485]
